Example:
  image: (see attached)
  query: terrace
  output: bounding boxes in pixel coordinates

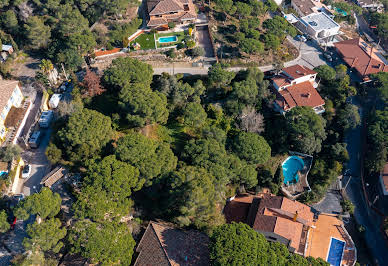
[280,151,313,199]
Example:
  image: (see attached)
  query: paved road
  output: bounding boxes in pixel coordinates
[344,97,388,265]
[154,36,329,75]
[19,129,51,196]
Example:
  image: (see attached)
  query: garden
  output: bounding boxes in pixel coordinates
[130,30,190,50]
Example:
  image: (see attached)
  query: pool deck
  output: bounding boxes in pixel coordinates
[305,213,356,266]
[281,153,313,199]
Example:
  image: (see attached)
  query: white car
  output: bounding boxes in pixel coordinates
[22,165,31,179]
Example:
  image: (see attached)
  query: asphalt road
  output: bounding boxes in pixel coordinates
[20,128,51,196]
[344,97,388,265]
[153,37,329,75]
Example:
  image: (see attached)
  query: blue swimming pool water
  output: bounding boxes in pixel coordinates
[327,238,345,266]
[0,171,8,178]
[159,36,178,43]
[282,156,304,185]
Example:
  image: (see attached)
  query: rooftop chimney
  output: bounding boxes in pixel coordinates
[293,211,298,222]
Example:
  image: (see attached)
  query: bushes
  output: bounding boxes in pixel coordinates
[341,199,355,214]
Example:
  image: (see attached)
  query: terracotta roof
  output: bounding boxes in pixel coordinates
[224,194,314,252]
[275,81,325,111]
[334,38,388,78]
[147,17,169,27]
[0,80,19,115]
[272,75,291,88]
[135,221,210,266]
[291,0,316,16]
[282,65,317,79]
[382,163,388,192]
[94,48,121,57]
[180,12,197,20]
[149,0,184,15]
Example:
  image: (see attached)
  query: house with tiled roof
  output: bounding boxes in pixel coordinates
[334,38,388,81]
[0,80,25,145]
[134,221,210,266]
[271,65,325,114]
[224,193,356,266]
[146,0,197,28]
[291,0,334,17]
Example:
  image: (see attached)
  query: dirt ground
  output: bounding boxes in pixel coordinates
[10,53,40,82]
[339,21,359,40]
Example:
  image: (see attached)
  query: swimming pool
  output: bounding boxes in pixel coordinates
[0,171,8,178]
[158,36,178,43]
[327,238,345,266]
[282,156,304,185]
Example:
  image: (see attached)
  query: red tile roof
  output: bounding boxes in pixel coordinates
[149,0,184,15]
[335,38,388,78]
[94,48,121,57]
[135,221,210,266]
[224,194,314,252]
[282,65,316,79]
[275,81,325,111]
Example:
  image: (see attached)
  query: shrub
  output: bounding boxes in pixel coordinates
[168,22,176,29]
[165,48,177,58]
[341,199,355,214]
[191,47,205,57]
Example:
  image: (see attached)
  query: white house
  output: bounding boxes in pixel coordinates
[356,0,384,11]
[298,12,340,45]
[271,65,325,114]
[0,80,24,143]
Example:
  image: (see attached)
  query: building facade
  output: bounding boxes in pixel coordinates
[0,80,23,143]
[147,0,197,28]
[298,12,340,44]
[271,65,325,114]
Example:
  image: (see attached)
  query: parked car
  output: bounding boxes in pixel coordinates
[13,193,24,202]
[38,110,54,128]
[28,131,42,149]
[22,164,31,179]
[49,94,62,109]
[323,52,333,61]
[296,35,307,42]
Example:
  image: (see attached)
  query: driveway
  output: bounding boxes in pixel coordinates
[196,26,215,59]
[344,96,388,264]
[19,128,51,196]
[286,37,329,69]
[312,182,343,215]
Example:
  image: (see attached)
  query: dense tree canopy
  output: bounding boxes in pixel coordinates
[0,210,10,233]
[285,107,327,154]
[115,132,177,185]
[231,132,271,165]
[74,155,142,221]
[69,220,136,265]
[56,108,113,162]
[14,188,61,221]
[23,218,67,253]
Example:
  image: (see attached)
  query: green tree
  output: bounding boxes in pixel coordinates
[69,220,136,265]
[0,10,18,35]
[160,165,221,229]
[57,108,113,163]
[263,33,281,50]
[337,104,361,131]
[241,38,264,54]
[14,188,61,221]
[231,132,271,165]
[103,57,153,90]
[0,210,10,233]
[45,143,62,165]
[115,132,177,185]
[209,223,269,265]
[23,218,66,253]
[11,251,57,266]
[285,107,326,154]
[235,2,252,19]
[335,64,347,80]
[24,16,51,48]
[182,102,207,128]
[314,65,336,82]
[0,144,21,162]
[208,63,236,88]
[118,84,169,127]
[190,46,205,57]
[371,72,388,101]
[74,155,142,221]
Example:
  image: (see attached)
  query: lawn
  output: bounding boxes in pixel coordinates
[155,31,186,48]
[131,32,156,50]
